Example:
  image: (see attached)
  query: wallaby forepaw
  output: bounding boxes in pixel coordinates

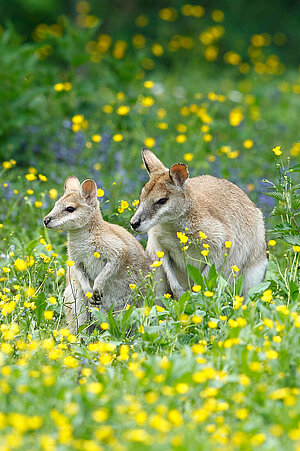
[91,288,103,305]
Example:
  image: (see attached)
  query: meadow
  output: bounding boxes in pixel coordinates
[0,1,300,450]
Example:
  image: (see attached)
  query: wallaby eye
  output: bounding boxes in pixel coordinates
[155,198,168,206]
[65,206,75,213]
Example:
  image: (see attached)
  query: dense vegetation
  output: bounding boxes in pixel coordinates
[0,1,299,449]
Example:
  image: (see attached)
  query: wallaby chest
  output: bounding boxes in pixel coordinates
[68,230,106,282]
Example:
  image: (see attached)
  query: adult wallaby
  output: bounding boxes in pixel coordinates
[130,148,268,298]
[44,176,150,333]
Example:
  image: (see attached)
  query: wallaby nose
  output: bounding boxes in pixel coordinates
[131,218,141,230]
[44,216,52,227]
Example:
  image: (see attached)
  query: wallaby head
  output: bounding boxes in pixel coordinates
[44,176,100,231]
[130,148,189,233]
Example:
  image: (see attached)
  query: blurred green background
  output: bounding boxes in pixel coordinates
[0,0,299,218]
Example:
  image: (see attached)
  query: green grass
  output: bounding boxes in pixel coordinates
[0,2,300,450]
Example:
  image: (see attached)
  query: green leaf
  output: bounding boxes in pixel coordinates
[235,274,244,296]
[207,264,218,290]
[26,238,40,255]
[187,264,204,286]
[289,280,299,302]
[247,282,270,298]
[290,164,300,172]
[34,292,47,326]
[90,308,107,323]
[108,306,120,338]
[266,191,284,201]
[283,235,300,246]
[271,205,286,217]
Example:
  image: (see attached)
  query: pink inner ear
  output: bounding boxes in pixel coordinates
[169,163,189,186]
[65,176,80,192]
[82,180,95,195]
[81,179,97,205]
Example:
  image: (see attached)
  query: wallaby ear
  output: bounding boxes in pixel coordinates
[169,163,189,187]
[64,176,80,193]
[81,179,98,206]
[142,148,167,175]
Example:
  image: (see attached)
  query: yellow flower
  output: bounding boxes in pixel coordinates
[72,114,84,124]
[2,161,13,169]
[229,107,244,127]
[117,106,130,116]
[138,325,145,334]
[232,265,239,272]
[97,188,104,198]
[87,382,103,394]
[292,245,300,252]
[44,311,54,320]
[63,356,78,368]
[2,266,11,273]
[156,251,164,258]
[168,409,183,426]
[235,408,249,420]
[225,241,232,248]
[92,408,109,422]
[201,249,209,257]
[243,139,254,149]
[142,96,154,107]
[94,252,100,258]
[184,153,193,162]
[176,134,187,143]
[66,260,75,267]
[39,174,47,182]
[266,350,278,360]
[92,134,102,143]
[49,189,58,200]
[192,285,201,292]
[208,321,217,328]
[54,82,64,91]
[100,323,109,330]
[272,145,282,156]
[57,268,65,277]
[144,137,155,148]
[177,232,188,244]
[113,134,123,142]
[164,293,171,299]
[27,189,34,195]
[199,231,207,239]
[14,258,27,272]
[49,297,57,305]
[192,315,203,324]
[103,105,113,114]
[175,383,189,394]
[268,239,276,247]
[151,260,162,268]
[35,201,42,208]
[25,173,37,181]
[144,80,154,88]
[129,284,136,289]
[86,292,93,299]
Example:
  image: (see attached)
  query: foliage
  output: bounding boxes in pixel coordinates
[0,1,300,450]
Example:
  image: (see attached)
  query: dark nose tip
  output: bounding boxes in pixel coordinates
[44,216,51,226]
[131,218,141,230]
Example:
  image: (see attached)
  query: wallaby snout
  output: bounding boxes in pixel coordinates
[43,216,52,227]
[130,217,141,231]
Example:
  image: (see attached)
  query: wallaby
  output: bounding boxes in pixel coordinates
[130,148,268,298]
[44,176,150,333]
